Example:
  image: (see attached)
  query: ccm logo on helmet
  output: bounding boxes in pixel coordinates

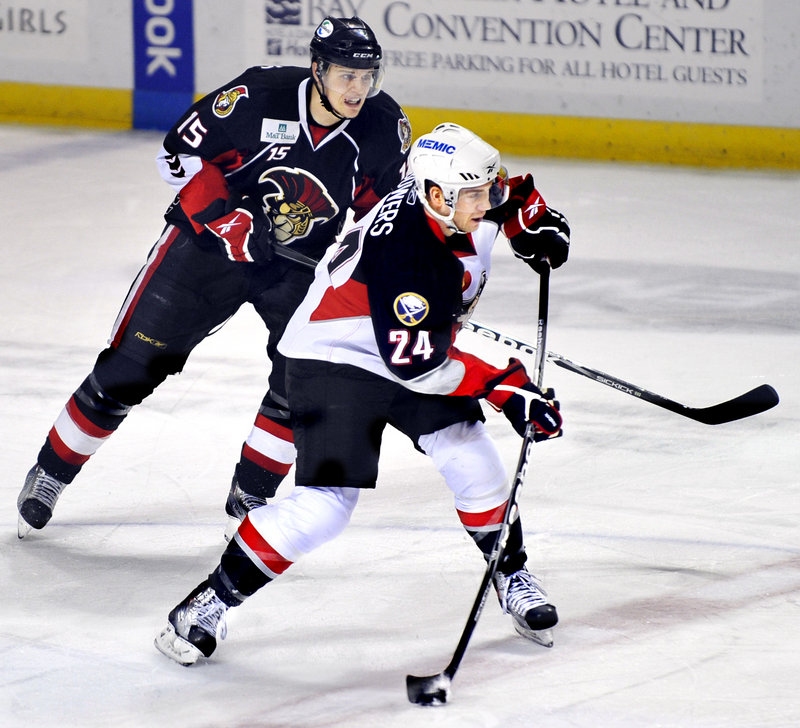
[416,139,456,154]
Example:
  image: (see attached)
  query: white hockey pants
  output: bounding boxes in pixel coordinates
[245,420,509,564]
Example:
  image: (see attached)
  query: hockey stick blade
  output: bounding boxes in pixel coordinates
[406,671,452,706]
[664,383,779,426]
[551,356,780,425]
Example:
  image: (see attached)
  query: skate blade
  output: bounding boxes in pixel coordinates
[154,624,204,666]
[513,622,554,648]
[17,514,33,539]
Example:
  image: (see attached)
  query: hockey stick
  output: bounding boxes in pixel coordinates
[406,264,552,707]
[462,320,779,426]
[273,242,778,423]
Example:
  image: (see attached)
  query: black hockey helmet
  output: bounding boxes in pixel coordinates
[309,17,385,118]
[309,17,383,71]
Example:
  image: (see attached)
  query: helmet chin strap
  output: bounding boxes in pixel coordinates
[421,197,465,235]
[312,71,348,122]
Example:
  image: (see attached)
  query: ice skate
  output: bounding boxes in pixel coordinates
[154,581,229,666]
[494,567,557,648]
[17,465,68,538]
[224,473,268,542]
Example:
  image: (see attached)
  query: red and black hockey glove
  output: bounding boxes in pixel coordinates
[489,174,570,274]
[203,196,275,263]
[177,164,275,264]
[191,194,275,263]
[485,358,563,439]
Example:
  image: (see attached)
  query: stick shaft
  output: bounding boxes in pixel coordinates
[463,320,778,425]
[442,429,535,679]
[533,264,550,389]
[440,265,551,680]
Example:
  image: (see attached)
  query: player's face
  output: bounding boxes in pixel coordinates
[452,182,493,233]
[319,63,377,118]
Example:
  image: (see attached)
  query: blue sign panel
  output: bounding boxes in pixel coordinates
[132,0,195,130]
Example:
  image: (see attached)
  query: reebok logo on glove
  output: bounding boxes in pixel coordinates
[207,208,256,262]
[503,193,546,240]
[212,213,249,237]
[519,194,545,226]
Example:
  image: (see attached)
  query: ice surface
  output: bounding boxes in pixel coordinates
[1,124,798,727]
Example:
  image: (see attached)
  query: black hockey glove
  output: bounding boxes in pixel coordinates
[506,206,570,275]
[485,358,563,439]
[199,195,275,264]
[486,174,570,274]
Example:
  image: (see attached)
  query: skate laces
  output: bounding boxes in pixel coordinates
[186,588,229,641]
[228,481,267,519]
[19,467,66,510]
[496,569,549,617]
[237,488,267,512]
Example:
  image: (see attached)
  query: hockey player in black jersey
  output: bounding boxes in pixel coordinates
[17,17,411,538]
[154,124,571,668]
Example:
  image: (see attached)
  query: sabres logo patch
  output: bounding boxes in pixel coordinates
[213,85,249,118]
[394,292,429,326]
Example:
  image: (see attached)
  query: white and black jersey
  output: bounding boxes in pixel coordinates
[279,174,512,398]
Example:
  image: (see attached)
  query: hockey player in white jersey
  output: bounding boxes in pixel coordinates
[155,123,571,668]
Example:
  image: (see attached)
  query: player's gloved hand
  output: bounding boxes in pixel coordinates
[506,205,570,275]
[485,358,563,439]
[198,196,275,263]
[530,387,562,442]
[486,174,570,274]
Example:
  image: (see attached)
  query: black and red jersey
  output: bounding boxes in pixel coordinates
[156,66,411,259]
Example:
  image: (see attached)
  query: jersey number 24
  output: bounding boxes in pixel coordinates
[388,329,434,365]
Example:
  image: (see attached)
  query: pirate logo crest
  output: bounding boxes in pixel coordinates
[259,167,339,243]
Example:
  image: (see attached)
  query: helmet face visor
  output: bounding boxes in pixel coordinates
[447,165,508,212]
[316,60,384,98]
[489,165,509,208]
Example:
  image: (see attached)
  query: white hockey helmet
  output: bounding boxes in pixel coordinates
[408,123,507,231]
